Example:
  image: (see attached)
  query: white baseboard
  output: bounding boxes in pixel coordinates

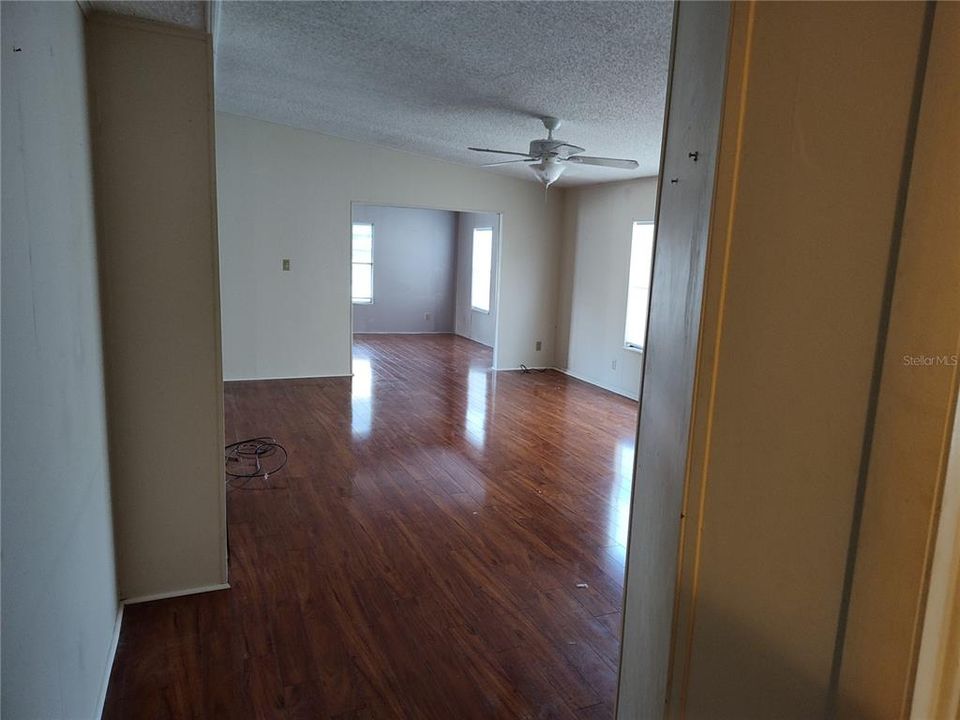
[225,373,350,382]
[497,365,555,372]
[554,367,640,401]
[123,582,230,605]
[94,603,124,719]
[353,331,455,335]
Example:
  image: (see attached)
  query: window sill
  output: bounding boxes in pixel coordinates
[624,343,644,354]
[353,300,373,305]
[471,307,491,315]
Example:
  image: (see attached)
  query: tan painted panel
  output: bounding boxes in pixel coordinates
[839,2,960,716]
[86,15,226,599]
[912,391,960,720]
[677,2,927,718]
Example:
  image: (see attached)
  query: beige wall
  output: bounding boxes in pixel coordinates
[839,2,960,716]
[1,3,119,716]
[557,177,658,399]
[670,2,932,718]
[216,113,562,378]
[86,16,226,601]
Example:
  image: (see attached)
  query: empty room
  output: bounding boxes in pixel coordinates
[4,1,959,719]
[211,3,667,716]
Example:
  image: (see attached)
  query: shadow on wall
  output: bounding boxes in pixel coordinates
[555,177,658,399]
[556,192,580,367]
[676,600,863,720]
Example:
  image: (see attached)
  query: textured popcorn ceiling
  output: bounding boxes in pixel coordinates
[215,1,672,186]
[90,1,207,31]
[92,1,672,186]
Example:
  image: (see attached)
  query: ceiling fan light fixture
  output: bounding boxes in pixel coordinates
[468,116,638,187]
[531,158,565,187]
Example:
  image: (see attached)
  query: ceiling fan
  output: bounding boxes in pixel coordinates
[468,116,639,187]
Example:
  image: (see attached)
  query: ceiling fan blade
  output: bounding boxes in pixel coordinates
[467,147,533,158]
[566,155,639,169]
[482,158,538,167]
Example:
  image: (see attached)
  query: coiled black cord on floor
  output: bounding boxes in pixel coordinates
[225,436,288,490]
[519,364,548,374]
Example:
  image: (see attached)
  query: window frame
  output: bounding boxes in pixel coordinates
[351,222,375,305]
[624,220,655,352]
[470,226,494,314]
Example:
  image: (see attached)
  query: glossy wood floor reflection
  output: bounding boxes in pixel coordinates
[104,334,638,719]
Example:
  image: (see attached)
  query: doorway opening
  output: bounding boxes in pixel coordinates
[349,203,502,429]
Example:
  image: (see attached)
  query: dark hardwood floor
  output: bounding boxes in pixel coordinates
[104,334,638,719]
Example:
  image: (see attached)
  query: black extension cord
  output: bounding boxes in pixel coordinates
[224,436,288,490]
[519,364,548,374]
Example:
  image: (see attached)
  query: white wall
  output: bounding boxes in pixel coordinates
[86,15,226,601]
[1,3,119,717]
[455,211,500,349]
[617,3,730,715]
[352,205,457,333]
[557,178,658,399]
[216,112,562,378]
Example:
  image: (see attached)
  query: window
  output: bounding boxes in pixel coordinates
[624,221,655,350]
[471,227,493,313]
[352,223,373,303]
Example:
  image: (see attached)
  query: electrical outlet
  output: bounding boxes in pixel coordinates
[611,359,617,370]
[425,312,431,321]
[535,340,542,351]
[281,258,291,271]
